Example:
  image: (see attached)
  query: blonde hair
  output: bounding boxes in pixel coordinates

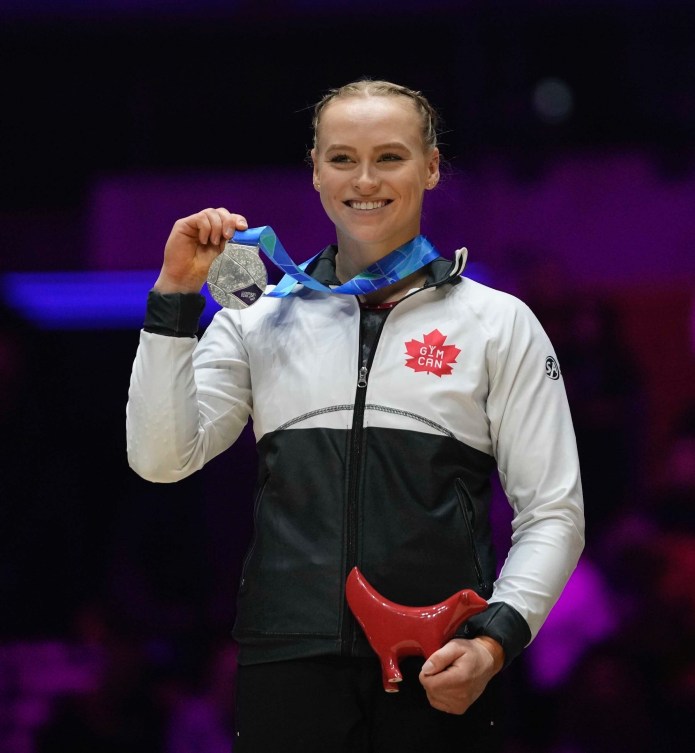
[312,79,441,152]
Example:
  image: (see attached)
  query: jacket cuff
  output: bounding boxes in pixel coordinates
[143,290,206,337]
[456,601,532,669]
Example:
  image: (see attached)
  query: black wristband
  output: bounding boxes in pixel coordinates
[143,290,206,337]
[456,601,532,669]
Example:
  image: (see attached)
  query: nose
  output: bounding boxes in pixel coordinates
[353,163,379,194]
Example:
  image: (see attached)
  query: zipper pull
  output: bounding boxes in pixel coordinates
[357,365,368,388]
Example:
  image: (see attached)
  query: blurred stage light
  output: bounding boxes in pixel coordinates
[532,77,575,124]
[1,263,493,330]
[1,271,216,329]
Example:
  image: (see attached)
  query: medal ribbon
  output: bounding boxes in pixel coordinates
[231,226,442,298]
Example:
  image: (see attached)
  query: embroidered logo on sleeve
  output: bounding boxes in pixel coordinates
[545,356,561,380]
[405,329,461,377]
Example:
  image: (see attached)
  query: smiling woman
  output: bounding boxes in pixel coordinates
[310,88,440,292]
[125,78,585,753]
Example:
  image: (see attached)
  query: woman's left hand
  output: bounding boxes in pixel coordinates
[418,636,504,715]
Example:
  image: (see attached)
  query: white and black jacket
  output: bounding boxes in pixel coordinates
[126,247,585,667]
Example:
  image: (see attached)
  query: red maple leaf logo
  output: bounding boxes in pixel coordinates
[404,329,461,377]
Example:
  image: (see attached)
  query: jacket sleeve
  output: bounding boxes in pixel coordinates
[466,296,585,664]
[126,294,252,483]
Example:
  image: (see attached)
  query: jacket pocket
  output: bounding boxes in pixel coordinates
[238,475,268,594]
[455,478,489,594]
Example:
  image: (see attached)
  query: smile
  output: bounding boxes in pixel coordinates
[345,200,390,211]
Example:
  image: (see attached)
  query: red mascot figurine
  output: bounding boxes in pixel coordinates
[345,566,489,692]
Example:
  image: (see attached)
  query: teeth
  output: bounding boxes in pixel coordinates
[349,200,387,210]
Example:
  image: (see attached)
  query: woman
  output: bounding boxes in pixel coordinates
[126,79,584,752]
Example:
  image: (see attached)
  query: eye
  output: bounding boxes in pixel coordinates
[378,152,404,162]
[328,153,352,164]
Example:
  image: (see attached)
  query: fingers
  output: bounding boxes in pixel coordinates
[422,673,475,715]
[200,208,249,248]
[420,641,461,677]
[420,661,474,715]
[178,208,249,249]
[419,643,468,714]
[156,208,251,294]
[419,639,496,716]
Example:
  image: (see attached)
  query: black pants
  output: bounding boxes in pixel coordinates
[234,655,504,753]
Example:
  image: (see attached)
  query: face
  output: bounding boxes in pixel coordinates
[311,96,439,258]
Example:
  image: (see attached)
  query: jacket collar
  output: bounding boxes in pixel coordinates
[306,245,463,290]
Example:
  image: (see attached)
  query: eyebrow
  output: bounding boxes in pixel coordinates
[324,142,411,152]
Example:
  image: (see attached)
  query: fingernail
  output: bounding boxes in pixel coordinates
[224,227,233,237]
[421,661,434,675]
[239,219,248,228]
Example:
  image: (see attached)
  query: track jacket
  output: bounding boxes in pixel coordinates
[126,247,585,667]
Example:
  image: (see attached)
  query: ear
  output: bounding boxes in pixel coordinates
[311,148,320,191]
[426,147,440,190]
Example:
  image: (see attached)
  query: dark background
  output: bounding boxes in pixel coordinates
[2,1,694,220]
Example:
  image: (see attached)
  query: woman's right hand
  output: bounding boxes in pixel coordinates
[153,208,249,293]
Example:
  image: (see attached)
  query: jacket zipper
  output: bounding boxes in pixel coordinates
[340,304,393,656]
[341,284,443,654]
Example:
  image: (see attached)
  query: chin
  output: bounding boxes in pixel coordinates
[343,222,411,245]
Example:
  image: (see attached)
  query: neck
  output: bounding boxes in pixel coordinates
[333,233,429,304]
[334,230,421,281]
[334,245,378,283]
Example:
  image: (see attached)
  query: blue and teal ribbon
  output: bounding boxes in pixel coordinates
[231,226,442,298]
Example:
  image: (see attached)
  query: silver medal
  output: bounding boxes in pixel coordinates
[207,241,268,309]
